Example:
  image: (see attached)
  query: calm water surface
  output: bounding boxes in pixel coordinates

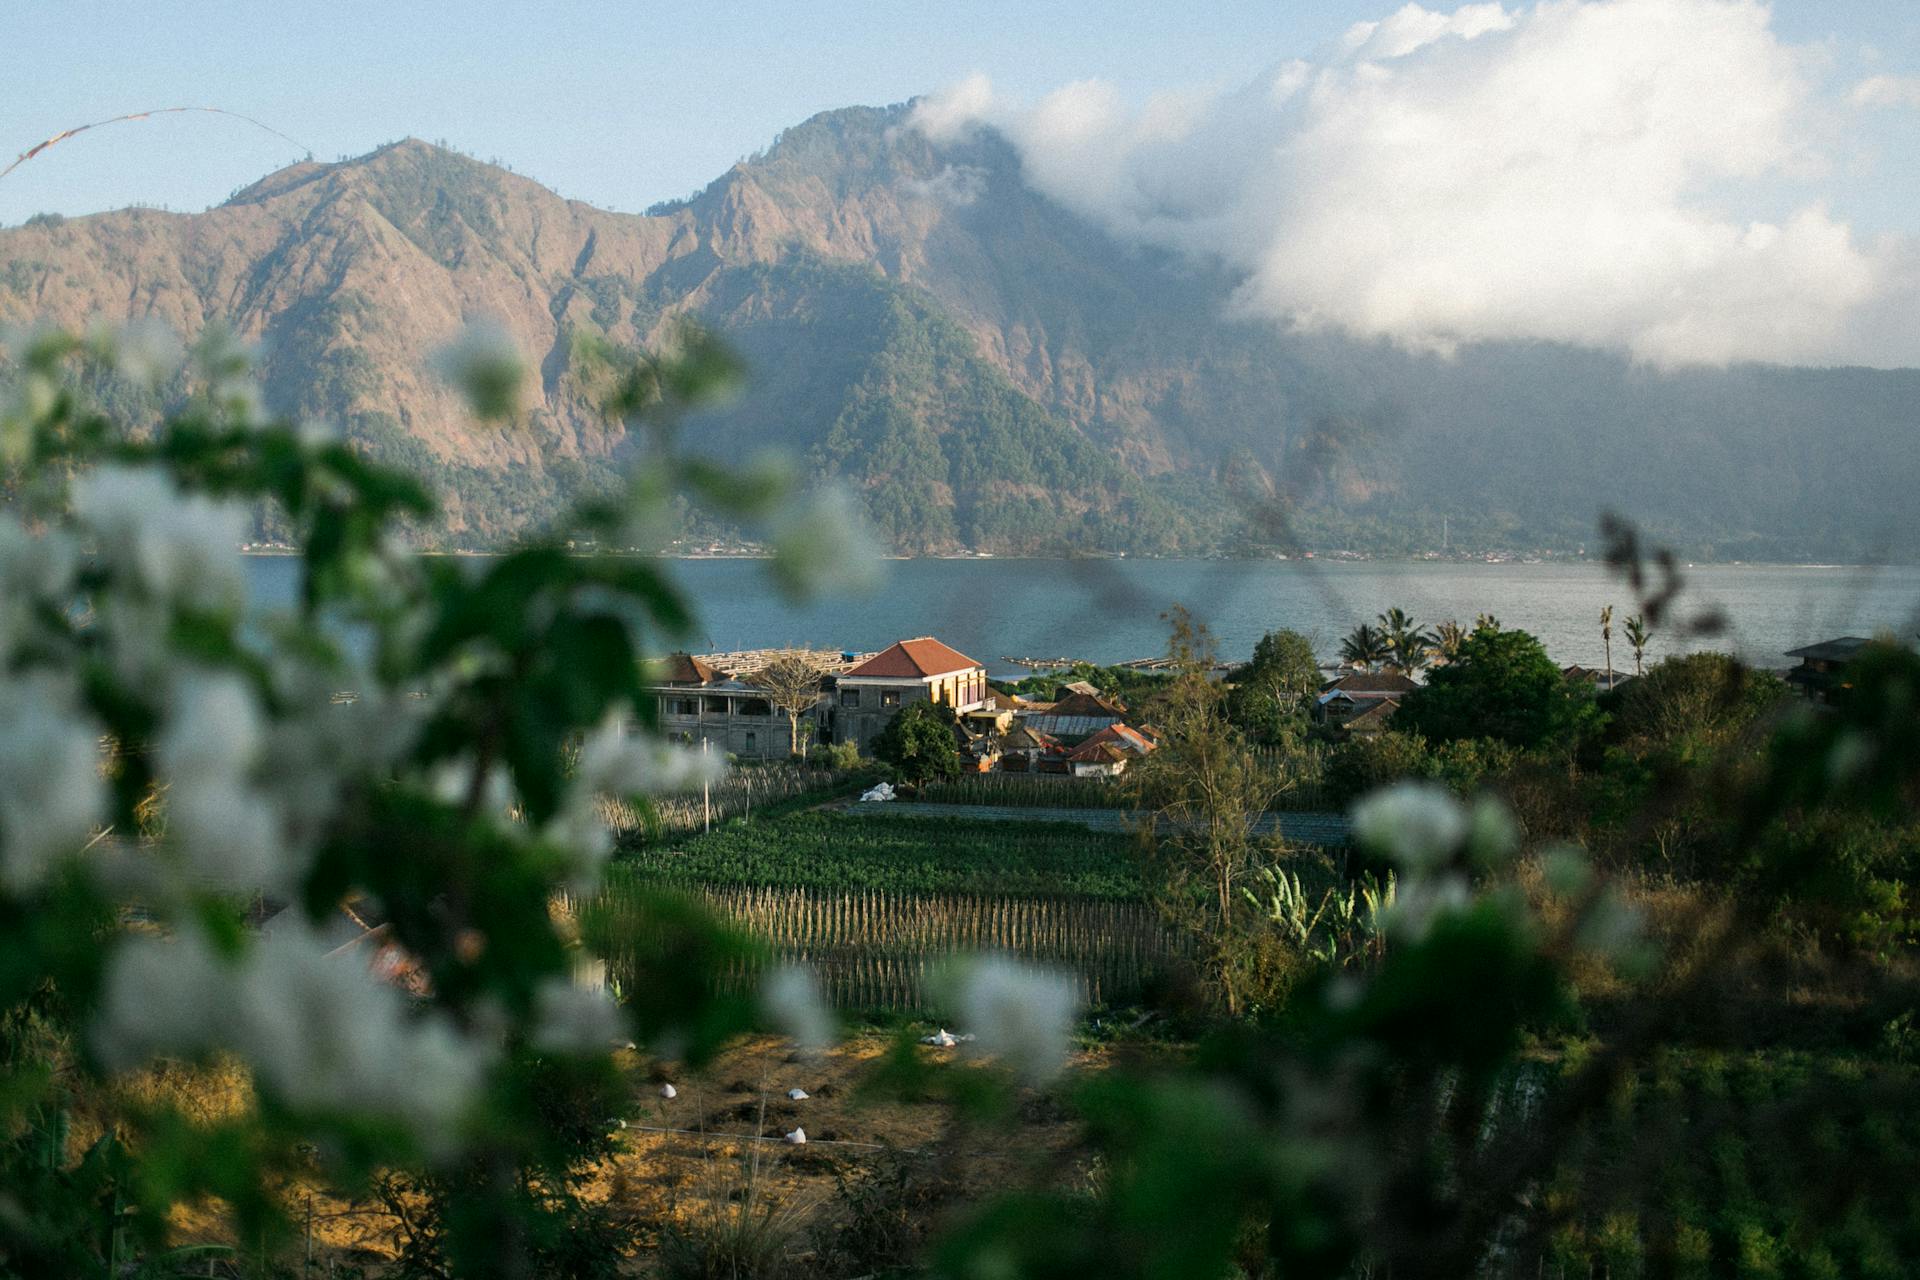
[248,556,1920,676]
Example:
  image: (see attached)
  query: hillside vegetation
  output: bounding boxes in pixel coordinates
[3,107,1917,557]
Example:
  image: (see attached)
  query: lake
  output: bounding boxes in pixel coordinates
[246,556,1920,677]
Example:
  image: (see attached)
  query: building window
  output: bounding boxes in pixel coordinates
[841,688,861,708]
[744,732,756,753]
[704,696,730,715]
[881,690,900,707]
[738,698,771,717]
[673,698,699,716]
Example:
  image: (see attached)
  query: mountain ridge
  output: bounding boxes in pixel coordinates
[2,109,1915,559]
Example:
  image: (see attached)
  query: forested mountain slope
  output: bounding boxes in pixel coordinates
[2,105,1914,557]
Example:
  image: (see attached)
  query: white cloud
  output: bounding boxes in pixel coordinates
[1851,74,1920,109]
[908,0,1917,368]
[910,72,997,144]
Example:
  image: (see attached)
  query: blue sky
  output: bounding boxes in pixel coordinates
[2,1,1912,225]
[0,1,1381,221]
[3,1,1915,365]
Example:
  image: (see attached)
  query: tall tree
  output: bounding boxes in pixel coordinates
[1600,605,1615,689]
[1229,628,1321,743]
[1396,626,1604,750]
[1339,623,1390,671]
[1379,606,1433,674]
[1136,607,1282,1015]
[751,649,832,756]
[1624,614,1651,676]
[872,700,960,784]
[1432,619,1469,664]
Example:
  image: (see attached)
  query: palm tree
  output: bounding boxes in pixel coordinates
[1624,614,1651,676]
[1600,605,1615,689]
[1431,619,1468,664]
[1377,607,1433,674]
[1474,612,1502,634]
[1339,623,1389,671]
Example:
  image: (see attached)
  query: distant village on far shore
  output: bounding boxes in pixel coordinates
[640,631,1876,779]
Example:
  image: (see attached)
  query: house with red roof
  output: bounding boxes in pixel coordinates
[1066,739,1133,778]
[830,637,989,752]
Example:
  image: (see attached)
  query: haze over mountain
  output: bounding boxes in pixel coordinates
[2,104,1915,559]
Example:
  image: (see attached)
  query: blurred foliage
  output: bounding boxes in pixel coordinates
[0,321,851,1276]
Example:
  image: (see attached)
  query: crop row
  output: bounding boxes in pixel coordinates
[590,873,1180,1012]
[618,812,1147,900]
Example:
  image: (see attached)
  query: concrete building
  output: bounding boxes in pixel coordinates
[647,652,786,760]
[830,637,989,752]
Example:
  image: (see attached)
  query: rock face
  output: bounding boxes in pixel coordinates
[3,106,1918,559]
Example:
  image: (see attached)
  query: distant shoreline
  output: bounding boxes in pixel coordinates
[238,549,1911,570]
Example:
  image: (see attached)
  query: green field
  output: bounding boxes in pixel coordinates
[618,811,1148,900]
[1508,1049,1920,1277]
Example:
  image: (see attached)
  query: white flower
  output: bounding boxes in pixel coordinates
[70,465,247,612]
[948,955,1078,1084]
[578,710,723,798]
[768,484,885,600]
[0,511,78,597]
[97,926,493,1152]
[253,684,424,861]
[1351,783,1468,871]
[0,517,77,660]
[761,963,835,1054]
[240,922,485,1140]
[429,757,516,816]
[1380,872,1473,944]
[92,317,184,389]
[542,795,613,893]
[0,673,106,891]
[531,975,626,1055]
[166,777,284,891]
[94,596,175,690]
[158,673,293,891]
[92,930,230,1069]
[162,673,262,785]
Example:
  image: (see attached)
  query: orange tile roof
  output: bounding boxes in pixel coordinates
[843,636,982,679]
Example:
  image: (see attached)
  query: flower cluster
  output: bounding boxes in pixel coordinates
[97,922,487,1146]
[0,321,883,1260]
[944,954,1080,1084]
